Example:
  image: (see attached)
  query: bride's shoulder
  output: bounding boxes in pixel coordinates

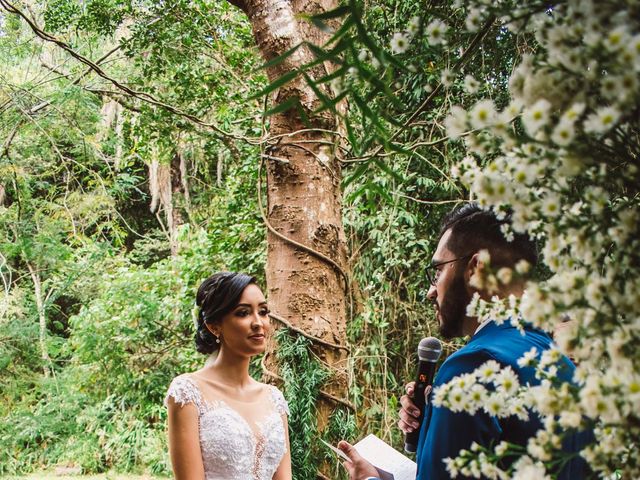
[164,372,203,409]
[259,382,290,416]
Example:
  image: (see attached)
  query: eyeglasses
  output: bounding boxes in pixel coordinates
[425,254,473,286]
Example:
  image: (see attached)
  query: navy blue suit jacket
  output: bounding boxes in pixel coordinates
[415,321,591,479]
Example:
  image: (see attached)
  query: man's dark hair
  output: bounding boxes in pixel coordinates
[440,203,537,268]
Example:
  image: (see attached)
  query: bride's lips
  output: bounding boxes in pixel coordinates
[249,333,265,341]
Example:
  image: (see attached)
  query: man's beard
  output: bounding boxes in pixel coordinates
[438,272,471,339]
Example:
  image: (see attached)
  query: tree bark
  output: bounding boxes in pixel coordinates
[238,0,349,424]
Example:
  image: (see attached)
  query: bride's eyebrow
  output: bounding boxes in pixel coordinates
[235,302,268,308]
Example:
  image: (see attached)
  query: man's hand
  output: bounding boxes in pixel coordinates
[397,381,431,433]
[337,440,379,479]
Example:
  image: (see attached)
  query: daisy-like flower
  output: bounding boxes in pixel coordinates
[618,72,639,101]
[512,161,537,186]
[551,120,576,146]
[624,33,640,70]
[485,392,506,416]
[518,347,538,368]
[426,19,448,45]
[478,359,501,382]
[496,368,520,395]
[407,16,421,37]
[444,105,468,139]
[466,7,483,32]
[560,102,585,123]
[521,99,551,137]
[583,106,620,134]
[603,25,629,52]
[389,32,410,54]
[464,74,480,94]
[441,68,455,87]
[469,99,497,129]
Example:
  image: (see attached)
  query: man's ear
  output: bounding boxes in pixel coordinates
[465,253,485,290]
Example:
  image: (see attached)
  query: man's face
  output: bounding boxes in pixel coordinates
[427,229,472,339]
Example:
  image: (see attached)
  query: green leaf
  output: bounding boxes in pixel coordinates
[263,96,301,117]
[308,5,352,21]
[248,70,299,100]
[255,44,303,72]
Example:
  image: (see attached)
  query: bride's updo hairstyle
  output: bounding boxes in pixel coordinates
[195,271,257,354]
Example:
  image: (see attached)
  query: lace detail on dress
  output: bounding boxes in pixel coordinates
[269,386,290,416]
[166,375,288,480]
[164,374,205,414]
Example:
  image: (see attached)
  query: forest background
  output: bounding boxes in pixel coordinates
[1,0,638,479]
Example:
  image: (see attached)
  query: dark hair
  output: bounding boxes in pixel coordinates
[194,272,258,354]
[440,203,537,268]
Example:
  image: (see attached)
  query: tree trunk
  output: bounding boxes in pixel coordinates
[235,0,349,424]
[26,262,52,378]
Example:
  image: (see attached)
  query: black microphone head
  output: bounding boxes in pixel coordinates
[417,337,442,362]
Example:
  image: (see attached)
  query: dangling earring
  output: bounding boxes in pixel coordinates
[215,335,221,344]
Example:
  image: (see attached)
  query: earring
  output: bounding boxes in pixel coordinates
[215,335,220,344]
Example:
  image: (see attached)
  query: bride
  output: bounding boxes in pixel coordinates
[166,272,292,480]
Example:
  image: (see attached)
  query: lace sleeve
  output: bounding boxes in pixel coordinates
[269,386,290,416]
[165,374,204,414]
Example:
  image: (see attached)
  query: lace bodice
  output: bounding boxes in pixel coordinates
[166,374,289,480]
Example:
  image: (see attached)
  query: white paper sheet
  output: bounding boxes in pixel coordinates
[353,434,417,480]
[323,434,417,480]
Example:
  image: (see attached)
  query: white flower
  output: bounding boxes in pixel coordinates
[407,16,421,37]
[389,32,410,54]
[512,161,537,186]
[357,49,369,62]
[512,456,551,480]
[558,410,582,429]
[584,106,620,134]
[540,193,562,217]
[603,26,629,52]
[448,386,467,411]
[441,68,455,87]
[478,359,501,382]
[496,267,513,285]
[477,249,491,265]
[518,347,538,368]
[521,99,551,136]
[485,392,507,416]
[618,72,639,101]
[444,106,468,139]
[330,77,344,95]
[551,120,576,146]
[464,75,480,94]
[496,368,519,395]
[515,259,531,275]
[426,19,448,45]
[560,102,585,123]
[624,34,640,70]
[469,99,497,129]
[466,8,483,32]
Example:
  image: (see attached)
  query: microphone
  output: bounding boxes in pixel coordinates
[404,336,442,453]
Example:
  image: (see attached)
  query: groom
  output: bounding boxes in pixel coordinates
[337,203,591,479]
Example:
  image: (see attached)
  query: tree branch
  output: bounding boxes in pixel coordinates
[0,0,258,144]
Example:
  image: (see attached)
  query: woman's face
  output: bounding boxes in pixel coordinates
[213,283,271,357]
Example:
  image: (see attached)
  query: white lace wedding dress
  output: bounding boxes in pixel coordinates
[166,374,289,480]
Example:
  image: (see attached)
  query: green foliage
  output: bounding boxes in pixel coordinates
[276,330,330,479]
